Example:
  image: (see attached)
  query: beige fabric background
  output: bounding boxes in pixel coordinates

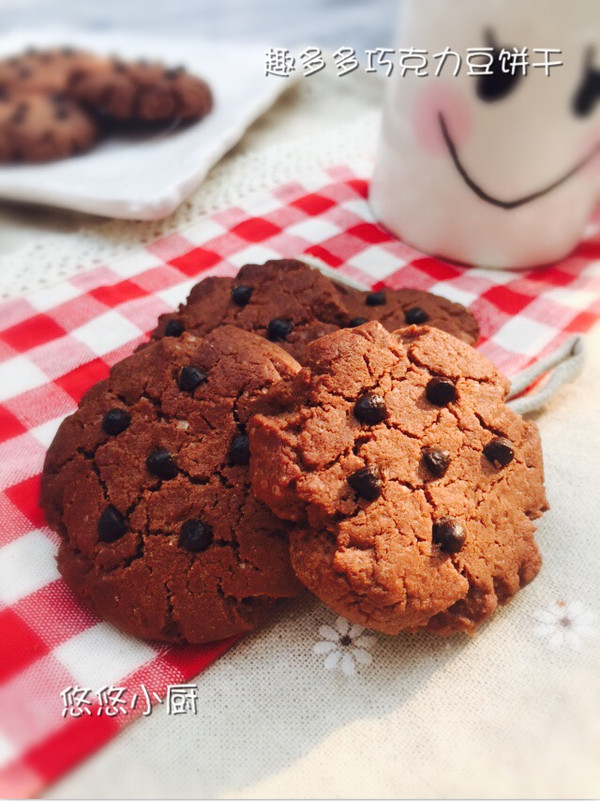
[1,72,597,799]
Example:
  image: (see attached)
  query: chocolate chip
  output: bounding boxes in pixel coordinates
[17,66,31,79]
[425,377,457,406]
[54,106,70,120]
[405,306,429,325]
[146,449,178,480]
[229,434,250,466]
[98,505,128,542]
[366,290,386,306]
[61,47,75,56]
[354,393,386,425]
[432,518,466,554]
[348,317,368,327]
[266,318,293,341]
[102,408,131,436]
[179,519,213,552]
[483,437,514,468]
[164,66,184,79]
[422,448,450,477]
[164,318,185,337]
[348,465,382,501]
[113,60,127,73]
[178,365,207,392]
[231,285,253,306]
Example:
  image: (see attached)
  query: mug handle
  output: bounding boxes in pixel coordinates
[507,335,585,415]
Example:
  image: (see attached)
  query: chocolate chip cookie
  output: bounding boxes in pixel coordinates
[70,58,213,121]
[40,327,302,644]
[0,47,104,95]
[248,322,547,636]
[0,47,213,162]
[0,91,98,162]
[337,284,480,345]
[151,259,351,362]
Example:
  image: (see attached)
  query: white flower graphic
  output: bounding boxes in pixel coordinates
[533,600,596,651]
[313,616,376,675]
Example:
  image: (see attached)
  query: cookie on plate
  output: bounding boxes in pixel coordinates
[151,259,351,362]
[40,327,302,644]
[336,284,480,344]
[248,322,547,636]
[0,47,104,95]
[0,91,98,162]
[70,58,213,121]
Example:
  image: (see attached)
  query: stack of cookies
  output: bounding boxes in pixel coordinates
[0,46,212,162]
[40,259,548,644]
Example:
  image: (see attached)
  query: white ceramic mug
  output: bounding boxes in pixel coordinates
[369,0,600,269]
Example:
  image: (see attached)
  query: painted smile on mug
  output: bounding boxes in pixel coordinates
[439,113,599,210]
[438,35,600,210]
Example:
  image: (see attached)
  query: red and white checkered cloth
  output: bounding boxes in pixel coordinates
[1,165,599,798]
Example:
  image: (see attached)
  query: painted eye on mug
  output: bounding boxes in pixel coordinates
[476,30,523,102]
[572,46,600,117]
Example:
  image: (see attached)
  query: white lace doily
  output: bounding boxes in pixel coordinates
[0,71,384,300]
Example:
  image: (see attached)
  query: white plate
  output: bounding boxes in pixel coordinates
[0,29,297,219]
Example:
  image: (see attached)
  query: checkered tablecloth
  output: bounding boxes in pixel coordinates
[1,165,599,798]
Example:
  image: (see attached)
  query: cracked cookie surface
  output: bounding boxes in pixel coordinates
[248,322,547,635]
[40,327,302,644]
[151,259,351,362]
[337,284,480,345]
